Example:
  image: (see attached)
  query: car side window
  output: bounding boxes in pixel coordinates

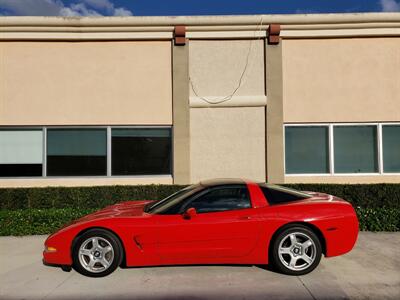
[182,186,251,214]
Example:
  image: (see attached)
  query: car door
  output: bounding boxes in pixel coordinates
[153,185,262,264]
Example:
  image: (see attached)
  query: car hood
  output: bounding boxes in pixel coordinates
[86,200,155,219]
[47,200,157,245]
[62,200,156,228]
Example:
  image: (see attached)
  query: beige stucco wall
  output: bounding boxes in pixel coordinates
[282,38,400,123]
[265,42,284,184]
[172,44,191,184]
[189,40,265,103]
[0,176,173,188]
[285,175,400,184]
[190,107,266,183]
[188,39,266,183]
[0,41,172,125]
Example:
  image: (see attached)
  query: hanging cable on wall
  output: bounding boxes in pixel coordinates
[189,16,265,105]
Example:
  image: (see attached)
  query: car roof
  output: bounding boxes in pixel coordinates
[199,178,247,187]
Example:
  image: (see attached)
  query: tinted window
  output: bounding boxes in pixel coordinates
[334,126,378,173]
[382,125,400,173]
[259,184,311,205]
[47,129,107,176]
[183,186,251,213]
[285,126,329,174]
[112,128,171,175]
[0,129,43,177]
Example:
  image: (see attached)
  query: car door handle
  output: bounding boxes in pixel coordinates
[238,216,252,220]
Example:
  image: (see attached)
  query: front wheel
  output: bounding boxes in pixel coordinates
[72,229,123,277]
[271,226,322,276]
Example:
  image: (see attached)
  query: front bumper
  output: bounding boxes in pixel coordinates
[43,239,73,266]
[42,258,72,272]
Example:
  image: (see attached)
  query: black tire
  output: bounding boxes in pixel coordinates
[270,225,322,276]
[72,228,123,277]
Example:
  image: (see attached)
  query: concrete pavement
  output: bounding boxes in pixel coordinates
[0,232,399,300]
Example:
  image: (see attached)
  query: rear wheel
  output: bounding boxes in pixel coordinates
[72,229,123,277]
[271,226,322,275]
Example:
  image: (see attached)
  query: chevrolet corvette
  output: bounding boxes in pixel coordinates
[43,179,359,277]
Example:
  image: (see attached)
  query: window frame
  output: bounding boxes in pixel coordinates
[0,125,172,179]
[284,122,400,176]
[381,124,400,173]
[110,127,172,176]
[0,127,45,178]
[46,127,108,177]
[284,125,330,174]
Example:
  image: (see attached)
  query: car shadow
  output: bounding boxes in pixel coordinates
[121,263,278,273]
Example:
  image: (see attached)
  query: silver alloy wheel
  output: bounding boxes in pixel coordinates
[78,237,114,273]
[278,232,316,271]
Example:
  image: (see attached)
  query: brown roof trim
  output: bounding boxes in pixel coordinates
[268,23,280,45]
[174,25,186,45]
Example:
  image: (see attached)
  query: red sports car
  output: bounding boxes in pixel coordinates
[43,179,359,277]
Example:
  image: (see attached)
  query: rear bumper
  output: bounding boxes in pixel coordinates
[325,214,359,257]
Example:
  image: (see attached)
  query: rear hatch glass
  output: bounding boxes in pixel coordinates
[258,183,312,205]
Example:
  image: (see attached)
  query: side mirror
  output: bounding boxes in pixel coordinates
[183,207,197,220]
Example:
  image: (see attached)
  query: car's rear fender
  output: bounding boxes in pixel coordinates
[268,202,358,259]
[311,214,359,257]
[267,221,327,257]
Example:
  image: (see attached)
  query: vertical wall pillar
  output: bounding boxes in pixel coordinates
[172,27,191,184]
[266,26,285,184]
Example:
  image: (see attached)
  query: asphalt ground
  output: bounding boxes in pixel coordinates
[0,232,399,300]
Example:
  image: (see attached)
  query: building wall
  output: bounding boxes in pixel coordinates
[282,38,400,123]
[284,175,400,184]
[281,37,400,184]
[188,39,266,182]
[0,40,173,187]
[190,107,266,182]
[0,176,173,188]
[0,15,399,187]
[189,40,265,101]
[0,41,172,125]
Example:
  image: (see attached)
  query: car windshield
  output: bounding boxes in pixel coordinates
[145,184,201,213]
